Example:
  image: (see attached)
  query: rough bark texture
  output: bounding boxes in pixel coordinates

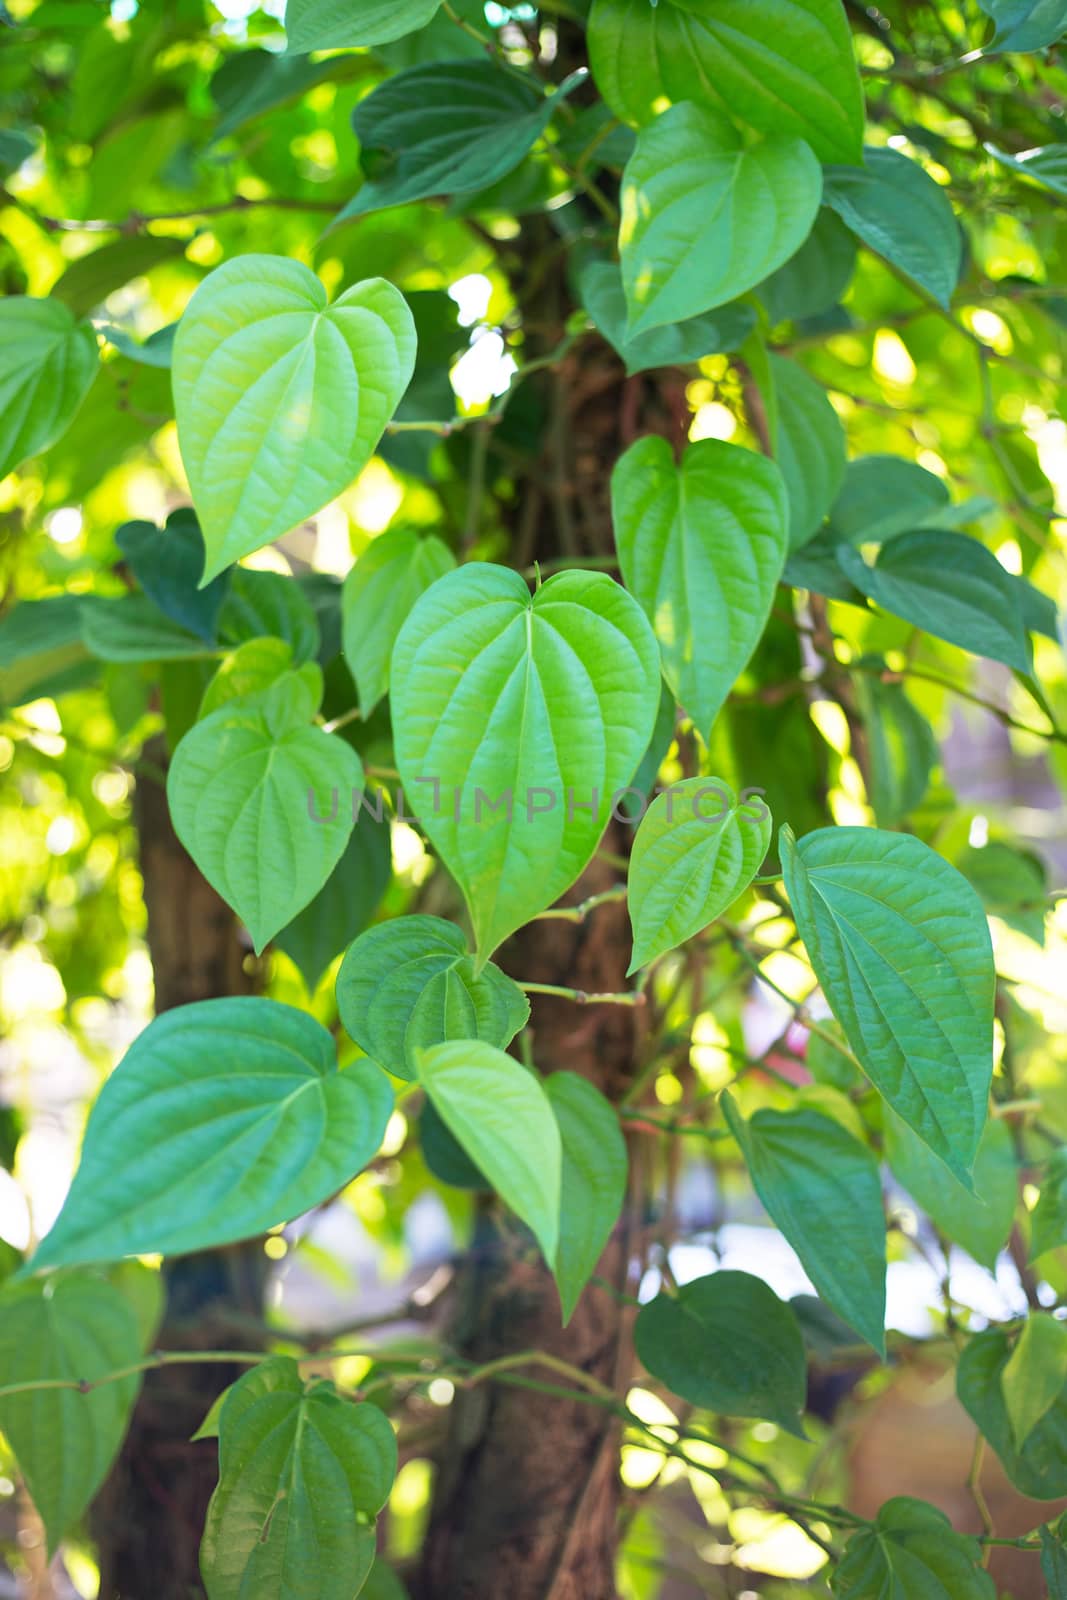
[93,741,265,1600]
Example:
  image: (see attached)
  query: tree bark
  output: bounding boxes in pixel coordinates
[92,740,265,1600]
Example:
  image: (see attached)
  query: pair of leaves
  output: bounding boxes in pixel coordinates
[0,297,98,479]
[612,437,789,740]
[627,779,772,971]
[832,1497,994,1599]
[168,671,363,952]
[588,0,864,162]
[723,1093,887,1353]
[635,1270,807,1434]
[30,998,393,1271]
[0,1264,161,1554]
[201,1357,396,1600]
[782,825,995,1183]
[338,61,570,221]
[172,255,416,583]
[391,564,660,966]
[618,102,822,336]
[415,1041,626,1320]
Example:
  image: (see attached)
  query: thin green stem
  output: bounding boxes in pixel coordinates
[534,885,627,922]
[519,981,645,1007]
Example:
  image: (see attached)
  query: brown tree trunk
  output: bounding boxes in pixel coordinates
[93,740,266,1600]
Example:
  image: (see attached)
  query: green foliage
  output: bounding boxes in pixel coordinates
[822,147,962,308]
[341,527,455,715]
[0,297,98,479]
[31,999,393,1270]
[545,1071,627,1323]
[832,1497,995,1598]
[285,0,441,52]
[885,1111,1016,1270]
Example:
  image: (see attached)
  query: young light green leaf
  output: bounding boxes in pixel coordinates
[29,998,393,1271]
[337,913,529,1081]
[0,1266,157,1553]
[612,437,789,738]
[837,530,1033,674]
[780,825,995,1183]
[884,1109,1016,1271]
[545,1072,627,1324]
[635,1270,807,1434]
[416,1041,561,1265]
[832,1497,995,1599]
[338,62,564,220]
[626,779,772,972]
[979,0,1067,51]
[722,1093,886,1354]
[588,0,864,162]
[958,1327,1067,1499]
[116,509,229,644]
[822,146,961,309]
[1002,1314,1067,1450]
[285,0,440,51]
[619,102,822,337]
[391,564,660,966]
[201,1357,396,1600]
[579,259,756,376]
[1031,1147,1067,1260]
[0,297,98,478]
[766,354,846,551]
[199,636,296,718]
[168,676,363,950]
[342,527,455,716]
[172,256,416,582]
[276,809,392,992]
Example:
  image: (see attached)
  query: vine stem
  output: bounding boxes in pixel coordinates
[519,981,645,1006]
[533,885,627,922]
[6,192,341,235]
[723,923,863,1072]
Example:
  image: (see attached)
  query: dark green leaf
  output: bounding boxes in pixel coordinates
[50,235,186,319]
[635,1270,807,1433]
[1041,1523,1067,1596]
[885,1110,1016,1270]
[116,509,229,644]
[832,1496,995,1598]
[275,810,392,992]
[579,259,755,376]
[758,209,857,324]
[957,841,1048,945]
[218,569,321,665]
[958,1327,1067,1499]
[854,665,938,827]
[829,454,951,545]
[823,146,962,308]
[1031,1148,1067,1259]
[979,0,1067,51]
[767,353,847,551]
[80,593,218,663]
[0,595,94,707]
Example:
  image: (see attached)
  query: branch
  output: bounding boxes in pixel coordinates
[6,191,342,235]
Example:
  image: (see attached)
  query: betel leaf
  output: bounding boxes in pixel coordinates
[199,636,297,718]
[1002,1314,1067,1449]
[958,1326,1067,1499]
[50,234,186,319]
[0,1265,158,1553]
[29,998,393,1272]
[0,296,98,478]
[544,1072,627,1324]
[635,1270,807,1434]
[167,675,363,950]
[578,259,756,376]
[832,1497,995,1599]
[829,454,951,546]
[201,1357,396,1600]
[766,353,846,551]
[1031,1147,1067,1260]
[341,527,455,716]
[958,840,1049,946]
[722,1093,886,1354]
[612,436,789,738]
[822,146,962,309]
[836,530,1033,674]
[362,1561,411,1600]
[286,0,440,52]
[884,1109,1016,1270]
[79,593,218,663]
[276,809,392,992]
[1042,1523,1067,1597]
[338,61,566,220]
[172,255,416,583]
[587,0,864,162]
[979,0,1067,51]
[99,322,177,368]
[854,665,938,828]
[988,142,1067,196]
[619,101,821,338]
[390,564,660,966]
[626,779,772,972]
[218,568,320,665]
[415,1041,561,1266]
[780,825,995,1183]
[336,914,529,1082]
[0,595,94,708]
[758,207,857,325]
[116,509,229,644]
